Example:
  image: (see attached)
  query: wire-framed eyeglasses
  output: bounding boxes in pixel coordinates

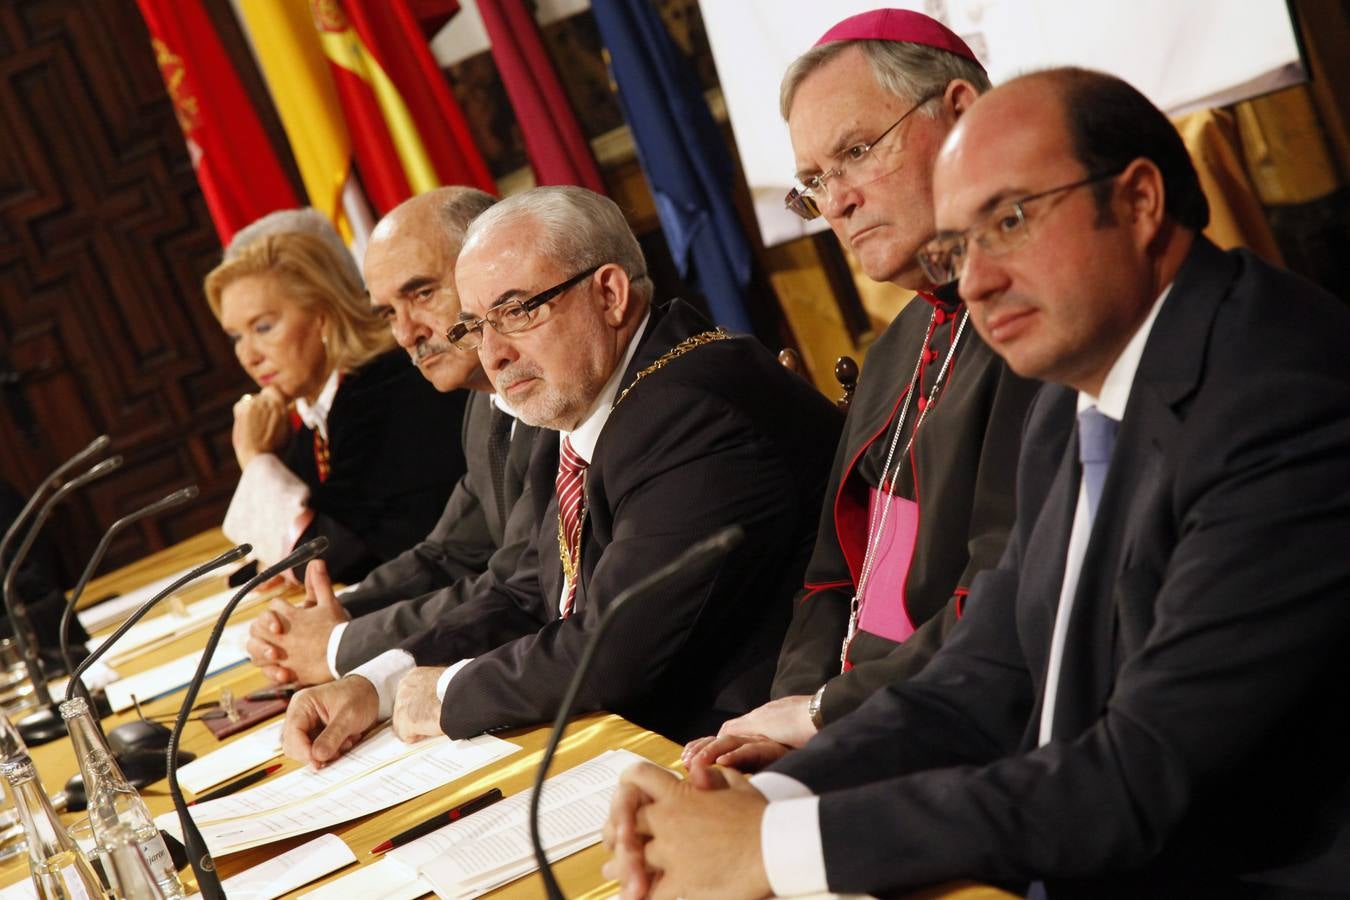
[447,265,602,351]
[784,90,941,221]
[914,170,1124,285]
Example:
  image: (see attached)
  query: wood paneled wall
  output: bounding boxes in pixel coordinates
[0,0,250,580]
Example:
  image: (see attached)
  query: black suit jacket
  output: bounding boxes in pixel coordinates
[400,300,843,741]
[770,239,1350,897]
[335,390,541,671]
[282,350,468,585]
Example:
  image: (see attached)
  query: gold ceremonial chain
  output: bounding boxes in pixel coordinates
[611,329,731,411]
[558,511,584,586]
[556,328,733,604]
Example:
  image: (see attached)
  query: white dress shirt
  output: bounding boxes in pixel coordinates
[754,288,1171,895]
[347,312,650,719]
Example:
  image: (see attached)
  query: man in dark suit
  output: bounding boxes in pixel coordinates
[279,186,842,759]
[603,68,1350,898]
[245,187,543,685]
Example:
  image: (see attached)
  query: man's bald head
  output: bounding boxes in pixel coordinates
[366,187,498,392]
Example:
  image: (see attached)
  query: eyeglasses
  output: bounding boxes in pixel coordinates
[447,265,601,351]
[784,91,941,221]
[914,170,1124,285]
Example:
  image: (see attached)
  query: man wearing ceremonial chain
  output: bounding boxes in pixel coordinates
[280,185,842,760]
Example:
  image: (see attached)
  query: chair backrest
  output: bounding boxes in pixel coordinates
[778,349,858,411]
[834,356,858,412]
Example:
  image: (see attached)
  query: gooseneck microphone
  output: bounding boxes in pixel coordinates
[168,536,329,900]
[0,435,111,576]
[57,542,250,805]
[3,456,123,722]
[59,485,201,700]
[527,525,745,900]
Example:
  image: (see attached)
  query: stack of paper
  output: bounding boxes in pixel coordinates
[77,562,236,634]
[157,728,519,856]
[302,748,646,899]
[103,622,252,713]
[85,587,270,665]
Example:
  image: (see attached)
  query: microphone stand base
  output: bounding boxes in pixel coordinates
[15,705,66,746]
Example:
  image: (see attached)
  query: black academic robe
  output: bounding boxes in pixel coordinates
[398,300,844,741]
[281,349,467,585]
[773,290,1038,723]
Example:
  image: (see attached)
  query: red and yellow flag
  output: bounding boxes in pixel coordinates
[233,0,369,246]
[135,0,299,245]
[310,0,495,215]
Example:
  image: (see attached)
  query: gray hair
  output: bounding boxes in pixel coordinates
[463,186,653,306]
[426,186,498,249]
[225,207,362,287]
[780,39,991,121]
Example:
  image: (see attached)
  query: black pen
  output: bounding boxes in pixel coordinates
[370,787,504,853]
[189,764,283,805]
[245,683,299,702]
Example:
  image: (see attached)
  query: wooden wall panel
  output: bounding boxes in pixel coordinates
[0,0,250,580]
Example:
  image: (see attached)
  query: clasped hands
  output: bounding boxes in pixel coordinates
[602,759,773,900]
[258,561,446,767]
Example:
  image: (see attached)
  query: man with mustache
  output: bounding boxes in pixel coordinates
[279,185,842,761]
[246,187,545,686]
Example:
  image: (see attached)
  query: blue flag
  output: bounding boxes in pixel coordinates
[590,0,755,334]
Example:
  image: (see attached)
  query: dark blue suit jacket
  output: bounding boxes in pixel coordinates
[771,238,1350,898]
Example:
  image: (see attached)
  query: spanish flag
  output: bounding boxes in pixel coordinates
[311,0,495,215]
[135,0,300,245]
[233,0,372,248]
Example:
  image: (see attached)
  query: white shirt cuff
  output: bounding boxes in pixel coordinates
[751,774,828,897]
[222,453,310,566]
[346,649,414,720]
[326,622,349,679]
[435,659,474,701]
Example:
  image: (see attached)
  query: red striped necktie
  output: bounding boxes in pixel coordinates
[556,436,589,617]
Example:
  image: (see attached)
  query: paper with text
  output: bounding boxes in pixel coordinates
[395,749,645,897]
[178,721,285,795]
[157,728,519,856]
[184,833,356,900]
[104,622,251,713]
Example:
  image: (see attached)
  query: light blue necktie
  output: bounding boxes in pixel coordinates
[1027,407,1119,900]
[1077,406,1119,523]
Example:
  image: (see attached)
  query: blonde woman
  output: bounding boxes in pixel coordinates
[205,216,467,584]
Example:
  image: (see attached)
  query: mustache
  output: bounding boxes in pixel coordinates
[495,362,543,392]
[412,339,454,363]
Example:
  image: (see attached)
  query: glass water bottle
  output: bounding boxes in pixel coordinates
[60,697,184,899]
[0,756,104,900]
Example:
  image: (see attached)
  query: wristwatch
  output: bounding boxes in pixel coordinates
[807,684,827,730]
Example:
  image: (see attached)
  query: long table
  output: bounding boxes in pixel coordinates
[1,531,1015,899]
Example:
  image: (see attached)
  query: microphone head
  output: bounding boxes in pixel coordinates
[79,456,123,483]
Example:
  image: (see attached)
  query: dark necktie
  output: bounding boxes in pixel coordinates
[486,404,513,525]
[1077,407,1119,523]
[555,436,589,617]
